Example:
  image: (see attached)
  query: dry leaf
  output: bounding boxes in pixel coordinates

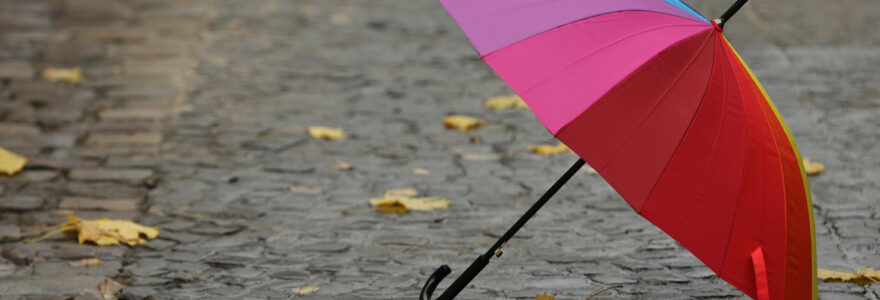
[292,283,320,295]
[535,293,554,300]
[528,144,571,155]
[43,67,84,84]
[68,216,159,246]
[444,115,484,132]
[307,126,347,140]
[397,197,451,211]
[69,258,103,267]
[369,189,450,214]
[485,95,529,110]
[0,147,28,175]
[818,268,880,286]
[412,167,430,175]
[97,279,124,300]
[333,161,353,171]
[803,158,825,175]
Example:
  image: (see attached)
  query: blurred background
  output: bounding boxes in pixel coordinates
[0,0,878,299]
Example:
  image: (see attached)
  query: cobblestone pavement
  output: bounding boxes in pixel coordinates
[1,0,878,299]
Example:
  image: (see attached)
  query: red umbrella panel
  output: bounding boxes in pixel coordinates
[434,0,817,299]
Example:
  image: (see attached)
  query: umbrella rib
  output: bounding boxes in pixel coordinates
[716,40,751,280]
[594,30,715,174]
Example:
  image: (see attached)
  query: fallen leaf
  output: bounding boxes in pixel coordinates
[528,144,571,155]
[69,258,103,267]
[97,279,124,300]
[307,126,346,140]
[396,197,451,211]
[333,161,353,171]
[535,293,554,300]
[43,67,84,84]
[412,167,430,175]
[292,283,320,295]
[459,153,497,161]
[0,147,28,175]
[444,115,484,132]
[68,216,160,246]
[818,268,880,286]
[803,158,825,175]
[368,189,450,214]
[485,95,529,110]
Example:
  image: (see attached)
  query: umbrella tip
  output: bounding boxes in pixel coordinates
[711,19,724,32]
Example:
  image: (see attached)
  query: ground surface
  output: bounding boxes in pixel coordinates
[0,0,878,299]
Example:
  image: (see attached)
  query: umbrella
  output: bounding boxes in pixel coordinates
[421,1,817,300]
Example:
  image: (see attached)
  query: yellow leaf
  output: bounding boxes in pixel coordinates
[69,258,103,267]
[96,279,124,300]
[292,283,320,295]
[0,147,28,175]
[307,126,347,140]
[485,95,529,110]
[369,189,450,214]
[444,115,484,132]
[818,268,880,286]
[398,197,450,211]
[803,158,825,175]
[528,144,571,155]
[67,216,160,246]
[43,67,84,84]
[376,201,408,214]
[412,167,430,175]
[535,293,554,300]
[333,161,353,171]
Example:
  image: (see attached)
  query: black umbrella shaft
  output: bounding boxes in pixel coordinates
[424,158,586,300]
[485,158,586,257]
[718,0,749,28]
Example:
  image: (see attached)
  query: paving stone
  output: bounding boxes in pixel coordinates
[0,196,44,212]
[85,133,162,145]
[0,62,34,80]
[16,170,61,182]
[58,197,139,211]
[0,123,40,136]
[32,260,123,277]
[99,108,169,122]
[2,242,127,265]
[66,182,146,198]
[68,168,153,183]
[0,275,107,296]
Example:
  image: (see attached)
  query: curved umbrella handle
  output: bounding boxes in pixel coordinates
[420,265,451,300]
[420,254,491,300]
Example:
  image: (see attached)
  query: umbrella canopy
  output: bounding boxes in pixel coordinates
[438,1,817,299]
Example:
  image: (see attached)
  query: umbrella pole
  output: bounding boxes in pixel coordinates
[715,0,749,29]
[420,159,587,300]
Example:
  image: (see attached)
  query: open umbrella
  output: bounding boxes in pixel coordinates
[421,1,817,299]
